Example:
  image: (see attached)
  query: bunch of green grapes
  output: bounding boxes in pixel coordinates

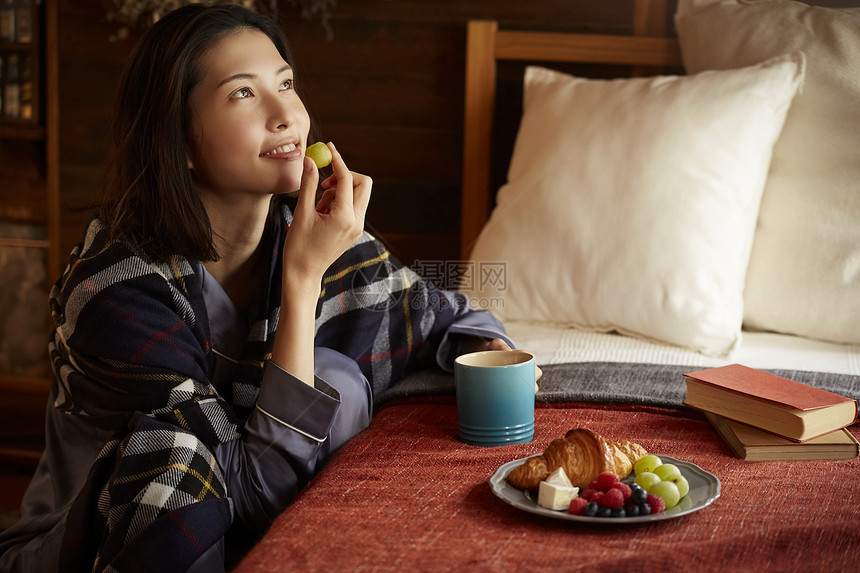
[632,455,689,509]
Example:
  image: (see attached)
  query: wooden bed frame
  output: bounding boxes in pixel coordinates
[460,0,683,259]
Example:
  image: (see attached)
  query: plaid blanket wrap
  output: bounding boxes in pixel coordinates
[52,206,477,571]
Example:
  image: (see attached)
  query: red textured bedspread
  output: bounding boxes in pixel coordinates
[234,399,859,572]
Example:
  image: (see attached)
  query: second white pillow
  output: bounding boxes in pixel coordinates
[465,56,804,356]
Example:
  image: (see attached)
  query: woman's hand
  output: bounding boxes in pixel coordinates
[283,142,372,286]
[459,337,542,393]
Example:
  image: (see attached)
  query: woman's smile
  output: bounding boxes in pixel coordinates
[260,142,302,159]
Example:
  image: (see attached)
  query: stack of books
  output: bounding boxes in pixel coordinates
[683,364,859,461]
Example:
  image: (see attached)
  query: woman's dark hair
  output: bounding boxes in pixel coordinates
[100,4,298,262]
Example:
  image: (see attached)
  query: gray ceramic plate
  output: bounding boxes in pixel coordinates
[489,454,720,523]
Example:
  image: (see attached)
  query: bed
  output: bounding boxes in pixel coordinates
[234,1,860,570]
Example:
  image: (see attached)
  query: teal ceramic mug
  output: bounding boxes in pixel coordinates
[454,349,535,447]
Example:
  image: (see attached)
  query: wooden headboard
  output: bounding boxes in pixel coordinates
[460,2,683,259]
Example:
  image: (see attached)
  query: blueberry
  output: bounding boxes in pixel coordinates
[626,504,640,517]
[630,487,647,504]
[583,502,599,517]
[611,507,626,518]
[639,502,651,516]
[597,507,612,518]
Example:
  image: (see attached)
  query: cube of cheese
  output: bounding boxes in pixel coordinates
[537,481,580,511]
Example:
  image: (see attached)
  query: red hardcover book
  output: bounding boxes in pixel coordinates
[683,364,858,442]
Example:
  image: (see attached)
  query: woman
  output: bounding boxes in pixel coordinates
[0,5,521,572]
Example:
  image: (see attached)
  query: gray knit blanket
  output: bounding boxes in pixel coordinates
[378,362,860,409]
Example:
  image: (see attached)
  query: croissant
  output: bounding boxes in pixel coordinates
[507,428,647,490]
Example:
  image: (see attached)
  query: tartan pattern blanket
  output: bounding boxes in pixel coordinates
[51,206,477,571]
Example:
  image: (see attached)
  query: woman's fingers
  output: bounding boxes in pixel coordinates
[315,188,336,214]
[320,173,371,224]
[295,156,320,218]
[326,142,354,207]
[351,172,372,222]
[320,144,372,223]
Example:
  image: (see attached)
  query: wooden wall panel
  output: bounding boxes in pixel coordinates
[55,0,645,269]
[0,141,47,223]
[56,0,130,263]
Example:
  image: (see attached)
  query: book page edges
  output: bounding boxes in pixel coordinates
[685,380,858,423]
[689,395,857,442]
[705,412,859,459]
[722,415,857,447]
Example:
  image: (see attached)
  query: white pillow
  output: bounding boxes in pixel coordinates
[464,58,804,357]
[676,0,860,346]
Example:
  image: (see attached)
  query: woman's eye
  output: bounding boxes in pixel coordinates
[232,87,252,99]
[280,78,294,91]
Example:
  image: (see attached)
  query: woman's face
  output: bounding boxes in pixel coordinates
[187,28,310,200]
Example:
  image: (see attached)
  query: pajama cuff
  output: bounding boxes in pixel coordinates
[255,361,341,442]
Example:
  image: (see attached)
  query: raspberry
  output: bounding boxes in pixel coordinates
[646,493,665,514]
[568,497,588,516]
[610,482,632,499]
[580,488,599,502]
[600,488,624,509]
[587,480,600,491]
[595,472,619,491]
